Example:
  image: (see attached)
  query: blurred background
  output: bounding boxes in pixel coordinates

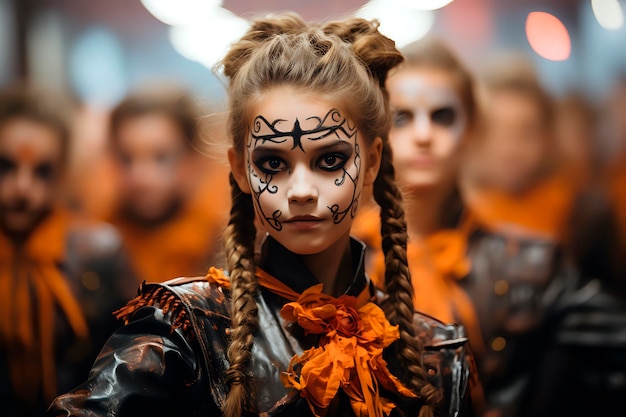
[2,0,626,106]
[2,3,626,415]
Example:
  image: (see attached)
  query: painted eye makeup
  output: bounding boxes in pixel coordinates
[431,106,457,126]
[317,152,349,172]
[254,155,288,175]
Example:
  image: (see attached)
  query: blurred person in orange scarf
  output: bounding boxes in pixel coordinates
[462,56,576,241]
[352,38,575,417]
[106,87,230,283]
[0,85,136,417]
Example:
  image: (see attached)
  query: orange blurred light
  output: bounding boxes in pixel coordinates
[525,11,571,61]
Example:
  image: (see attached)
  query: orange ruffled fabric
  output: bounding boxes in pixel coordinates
[353,207,486,356]
[464,173,576,241]
[0,209,88,402]
[205,267,416,417]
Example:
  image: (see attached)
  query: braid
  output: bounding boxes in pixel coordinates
[373,139,443,416]
[222,173,259,417]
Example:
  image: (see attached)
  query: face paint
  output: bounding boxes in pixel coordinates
[391,77,467,141]
[386,68,467,191]
[245,92,364,255]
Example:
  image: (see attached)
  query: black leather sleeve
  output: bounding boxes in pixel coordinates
[45,306,202,417]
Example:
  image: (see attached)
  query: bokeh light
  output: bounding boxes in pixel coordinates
[69,27,126,107]
[591,0,624,30]
[356,0,435,47]
[140,0,223,26]
[168,7,249,70]
[394,0,455,10]
[525,11,571,61]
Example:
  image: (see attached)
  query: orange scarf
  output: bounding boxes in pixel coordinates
[368,213,486,356]
[0,209,88,402]
[205,267,416,417]
[464,173,575,240]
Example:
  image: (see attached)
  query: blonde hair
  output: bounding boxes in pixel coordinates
[220,13,439,417]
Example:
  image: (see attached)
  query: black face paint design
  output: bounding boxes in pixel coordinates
[247,108,362,231]
[328,141,360,224]
[251,109,356,152]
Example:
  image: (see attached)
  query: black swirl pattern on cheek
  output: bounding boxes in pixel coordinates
[248,108,361,228]
[327,141,361,225]
[246,143,282,231]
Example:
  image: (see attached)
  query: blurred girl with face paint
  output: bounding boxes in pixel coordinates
[353,37,479,349]
[352,38,579,417]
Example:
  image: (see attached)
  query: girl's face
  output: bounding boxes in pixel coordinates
[387,67,466,193]
[230,88,381,255]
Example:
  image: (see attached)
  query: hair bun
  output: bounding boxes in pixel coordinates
[221,13,307,79]
[322,18,403,86]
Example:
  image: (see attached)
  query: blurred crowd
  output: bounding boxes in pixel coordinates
[1,32,626,417]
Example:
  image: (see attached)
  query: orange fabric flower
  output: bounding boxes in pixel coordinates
[280,285,416,417]
[204,267,416,415]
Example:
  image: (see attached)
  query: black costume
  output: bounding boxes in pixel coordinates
[47,237,478,417]
[462,229,581,417]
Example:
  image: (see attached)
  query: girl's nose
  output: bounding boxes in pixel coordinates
[286,164,318,204]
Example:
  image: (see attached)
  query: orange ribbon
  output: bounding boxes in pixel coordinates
[205,267,416,417]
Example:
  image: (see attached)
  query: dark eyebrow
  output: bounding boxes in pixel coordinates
[251,139,354,157]
[311,140,354,155]
[250,144,291,158]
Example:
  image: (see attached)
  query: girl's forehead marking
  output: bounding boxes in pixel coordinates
[250,108,356,152]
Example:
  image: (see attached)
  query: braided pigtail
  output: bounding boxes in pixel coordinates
[222,173,258,417]
[324,16,443,417]
[374,140,443,416]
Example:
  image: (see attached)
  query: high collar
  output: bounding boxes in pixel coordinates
[257,235,369,297]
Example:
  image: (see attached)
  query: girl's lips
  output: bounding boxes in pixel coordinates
[284,216,323,229]
[411,156,435,168]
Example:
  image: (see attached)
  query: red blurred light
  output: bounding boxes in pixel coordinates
[525,11,571,61]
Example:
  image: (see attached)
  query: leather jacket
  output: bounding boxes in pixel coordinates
[461,229,576,417]
[47,237,479,417]
[523,277,626,417]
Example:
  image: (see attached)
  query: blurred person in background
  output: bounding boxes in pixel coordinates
[523,173,626,416]
[352,38,579,417]
[463,56,576,241]
[0,85,136,417]
[107,86,230,283]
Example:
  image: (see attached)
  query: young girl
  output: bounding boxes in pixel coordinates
[46,13,476,417]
